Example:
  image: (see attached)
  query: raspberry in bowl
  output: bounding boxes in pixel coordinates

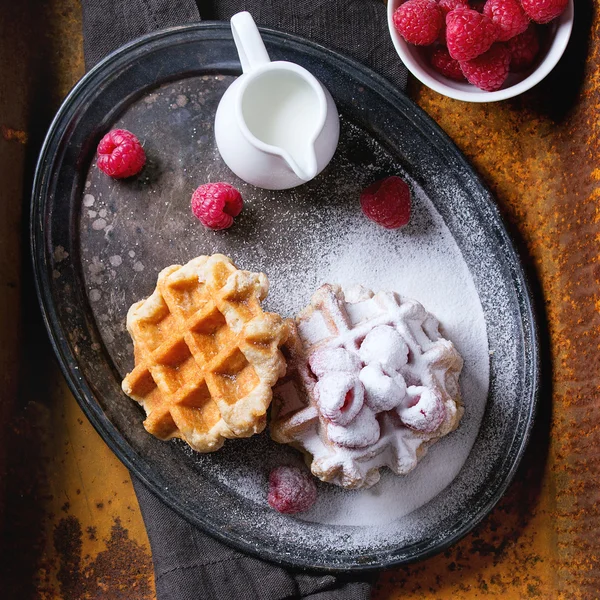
[387,0,573,102]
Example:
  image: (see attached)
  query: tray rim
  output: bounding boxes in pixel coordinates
[31,22,540,572]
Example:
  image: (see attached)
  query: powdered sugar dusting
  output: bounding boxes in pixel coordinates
[189,128,489,532]
[359,325,409,373]
[314,370,364,426]
[272,284,463,489]
[399,386,447,432]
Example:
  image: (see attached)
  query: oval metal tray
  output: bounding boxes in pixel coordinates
[31,23,538,571]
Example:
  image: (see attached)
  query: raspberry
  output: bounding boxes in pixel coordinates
[393,0,443,46]
[398,387,446,433]
[483,0,530,41]
[191,183,243,230]
[459,43,511,91]
[507,25,540,71]
[446,8,499,61]
[267,466,317,514]
[97,129,146,179]
[519,0,567,23]
[439,0,470,16]
[438,0,469,42]
[360,176,411,229]
[430,47,467,80]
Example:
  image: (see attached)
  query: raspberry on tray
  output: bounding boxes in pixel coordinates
[267,466,317,514]
[191,182,244,230]
[97,129,146,179]
[360,176,411,229]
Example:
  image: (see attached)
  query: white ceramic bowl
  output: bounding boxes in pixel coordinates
[387,0,574,102]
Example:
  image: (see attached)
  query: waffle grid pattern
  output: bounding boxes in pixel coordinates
[122,255,289,452]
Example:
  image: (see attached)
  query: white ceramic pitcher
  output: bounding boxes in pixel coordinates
[215,12,340,190]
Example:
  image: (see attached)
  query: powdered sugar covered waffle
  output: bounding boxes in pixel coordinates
[270,284,464,489]
[122,254,290,452]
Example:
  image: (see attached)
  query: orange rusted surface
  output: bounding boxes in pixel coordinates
[4,378,154,599]
[373,2,600,598]
[2,0,599,598]
[1,126,28,144]
[0,1,155,598]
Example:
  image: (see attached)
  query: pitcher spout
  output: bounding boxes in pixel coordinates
[285,146,319,182]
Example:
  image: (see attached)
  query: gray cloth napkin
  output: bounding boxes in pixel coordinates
[82,0,407,88]
[133,478,373,600]
[82,1,407,598]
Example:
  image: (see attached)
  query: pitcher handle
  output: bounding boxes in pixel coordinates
[231,12,271,74]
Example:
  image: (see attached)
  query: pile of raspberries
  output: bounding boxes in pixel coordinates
[393,0,568,91]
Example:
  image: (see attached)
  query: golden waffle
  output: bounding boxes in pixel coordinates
[271,284,464,489]
[122,254,289,452]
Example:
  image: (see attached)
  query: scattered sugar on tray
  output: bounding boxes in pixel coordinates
[196,177,489,533]
[295,185,488,528]
[80,109,501,550]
